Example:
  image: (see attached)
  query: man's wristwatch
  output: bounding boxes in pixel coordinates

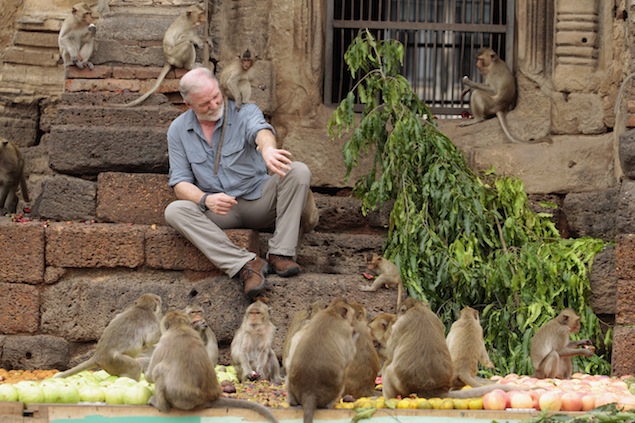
[199,193,210,212]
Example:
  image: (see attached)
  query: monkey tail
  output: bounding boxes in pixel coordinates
[210,398,279,423]
[495,111,524,144]
[302,395,317,423]
[19,171,30,203]
[445,382,529,398]
[53,357,97,378]
[118,63,173,108]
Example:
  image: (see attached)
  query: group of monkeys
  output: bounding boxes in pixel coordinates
[50,278,595,423]
[58,3,256,108]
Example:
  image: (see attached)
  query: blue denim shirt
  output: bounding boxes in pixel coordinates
[167,101,274,200]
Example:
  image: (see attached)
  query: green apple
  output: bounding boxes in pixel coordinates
[79,385,106,403]
[123,384,152,405]
[0,384,18,402]
[16,383,44,405]
[104,386,126,405]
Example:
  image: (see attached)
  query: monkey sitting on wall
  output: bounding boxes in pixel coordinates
[58,2,96,70]
[54,293,163,381]
[219,48,257,110]
[459,47,523,144]
[530,308,595,379]
[120,4,207,107]
[0,138,29,214]
[146,310,278,421]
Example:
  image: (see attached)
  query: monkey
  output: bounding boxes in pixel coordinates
[146,310,279,422]
[230,300,281,383]
[446,306,495,389]
[300,190,319,235]
[58,2,96,70]
[360,253,404,310]
[342,302,381,399]
[184,305,219,368]
[282,300,326,373]
[381,297,527,399]
[219,48,257,110]
[54,293,162,381]
[459,47,523,144]
[368,312,396,367]
[530,308,595,379]
[286,297,358,423]
[120,4,206,107]
[0,139,29,214]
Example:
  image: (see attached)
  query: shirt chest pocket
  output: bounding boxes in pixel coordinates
[185,148,213,182]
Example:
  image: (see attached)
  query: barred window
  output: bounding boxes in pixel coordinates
[324,0,514,117]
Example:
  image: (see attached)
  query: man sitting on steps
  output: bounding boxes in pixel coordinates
[164,66,312,300]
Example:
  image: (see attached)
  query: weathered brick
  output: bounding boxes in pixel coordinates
[145,226,259,272]
[612,326,635,376]
[615,234,635,279]
[97,172,175,225]
[111,65,178,80]
[2,335,69,370]
[66,65,114,79]
[46,222,145,268]
[0,283,39,333]
[0,220,44,284]
[616,279,635,325]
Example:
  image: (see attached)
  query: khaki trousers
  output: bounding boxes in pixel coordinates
[164,161,311,277]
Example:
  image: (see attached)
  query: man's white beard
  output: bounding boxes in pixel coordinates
[198,101,224,122]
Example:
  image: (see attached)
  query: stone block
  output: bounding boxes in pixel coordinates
[51,101,180,128]
[612,326,635,377]
[616,279,635,325]
[0,101,40,148]
[48,126,169,175]
[1,335,68,370]
[617,180,635,235]
[0,220,44,284]
[91,40,165,67]
[589,245,616,315]
[46,222,145,268]
[97,172,175,225]
[619,128,635,179]
[551,93,606,135]
[0,283,39,334]
[562,189,618,241]
[615,234,635,280]
[145,226,258,272]
[34,175,96,222]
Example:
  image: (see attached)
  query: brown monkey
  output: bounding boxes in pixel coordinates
[446,306,494,389]
[530,308,595,379]
[55,293,162,381]
[360,253,404,310]
[146,310,278,422]
[342,302,381,398]
[184,305,219,368]
[58,2,96,70]
[0,139,29,214]
[282,300,326,372]
[381,297,525,399]
[230,300,281,383]
[219,48,257,110]
[368,312,396,367]
[286,297,357,423]
[459,47,522,144]
[121,4,206,107]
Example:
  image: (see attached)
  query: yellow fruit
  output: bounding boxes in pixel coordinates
[397,398,414,409]
[416,398,432,409]
[453,398,470,409]
[428,397,443,409]
[440,398,455,409]
[468,397,484,410]
[354,398,373,408]
[385,398,399,409]
[375,397,386,409]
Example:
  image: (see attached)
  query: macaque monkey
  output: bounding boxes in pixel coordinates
[58,2,96,70]
[55,293,162,381]
[121,4,206,107]
[530,308,595,379]
[282,300,326,372]
[446,306,494,389]
[219,48,257,110]
[381,298,525,399]
[0,139,29,214]
[459,47,522,144]
[146,310,278,422]
[360,253,404,309]
[184,305,219,367]
[230,300,281,383]
[343,302,381,398]
[286,297,358,423]
[368,312,396,367]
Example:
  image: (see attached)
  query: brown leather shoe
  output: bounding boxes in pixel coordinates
[239,257,269,300]
[267,254,301,277]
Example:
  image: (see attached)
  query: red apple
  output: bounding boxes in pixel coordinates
[581,394,596,411]
[560,392,583,412]
[539,391,562,412]
[509,391,534,409]
[482,389,507,410]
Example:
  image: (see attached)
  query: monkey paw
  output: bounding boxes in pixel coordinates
[247,371,260,381]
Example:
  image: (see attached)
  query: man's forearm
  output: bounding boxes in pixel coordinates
[173,181,205,204]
